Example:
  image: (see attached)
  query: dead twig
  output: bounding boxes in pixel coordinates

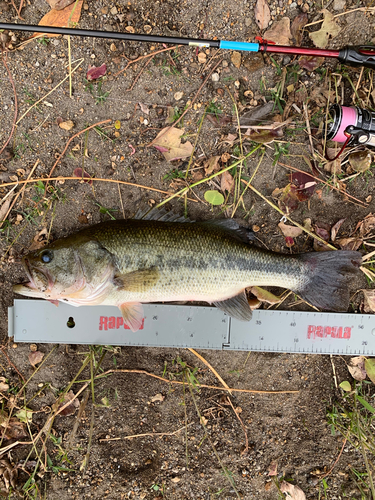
[0,53,18,157]
[0,347,25,382]
[94,369,299,394]
[320,435,348,480]
[114,45,180,78]
[99,423,193,442]
[0,176,198,202]
[226,396,249,455]
[187,348,232,395]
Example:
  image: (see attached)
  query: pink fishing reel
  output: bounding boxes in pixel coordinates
[326,104,375,146]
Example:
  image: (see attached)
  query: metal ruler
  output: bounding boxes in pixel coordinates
[8,299,375,355]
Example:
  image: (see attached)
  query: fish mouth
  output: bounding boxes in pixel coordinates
[16,257,54,294]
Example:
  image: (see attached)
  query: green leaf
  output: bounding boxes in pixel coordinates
[204,190,224,206]
[365,358,375,384]
[356,395,375,414]
[339,381,352,392]
[16,408,33,423]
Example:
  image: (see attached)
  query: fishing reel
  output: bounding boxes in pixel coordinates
[326,104,375,147]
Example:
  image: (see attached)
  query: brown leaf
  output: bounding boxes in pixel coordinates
[298,55,324,71]
[358,214,375,237]
[336,237,363,251]
[153,127,193,162]
[331,218,346,242]
[46,0,75,10]
[291,13,308,45]
[280,481,306,500]
[348,356,367,381]
[221,171,234,193]
[204,156,221,175]
[0,196,13,229]
[278,222,303,238]
[349,151,372,173]
[363,290,375,314]
[58,120,74,131]
[313,222,331,252]
[264,18,292,46]
[309,9,341,49]
[198,52,207,64]
[28,351,44,367]
[268,460,278,476]
[29,227,48,251]
[245,127,283,144]
[272,184,300,214]
[57,390,80,416]
[86,63,107,81]
[138,102,150,115]
[254,0,271,30]
[73,167,93,185]
[150,393,165,403]
[231,51,241,68]
[35,0,83,35]
[290,171,316,201]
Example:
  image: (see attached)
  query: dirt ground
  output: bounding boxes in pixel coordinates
[0,0,375,498]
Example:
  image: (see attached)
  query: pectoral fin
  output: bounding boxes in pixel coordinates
[213,291,252,321]
[118,302,144,332]
[114,267,159,293]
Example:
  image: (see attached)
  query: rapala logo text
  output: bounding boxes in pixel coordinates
[307,325,351,340]
[99,316,144,331]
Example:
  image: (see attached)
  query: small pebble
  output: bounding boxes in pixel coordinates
[211,73,220,82]
[30,344,37,352]
[174,91,184,100]
[110,6,118,15]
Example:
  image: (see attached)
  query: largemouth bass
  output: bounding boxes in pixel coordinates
[13,215,361,331]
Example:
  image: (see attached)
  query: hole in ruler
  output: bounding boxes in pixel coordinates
[67,317,75,329]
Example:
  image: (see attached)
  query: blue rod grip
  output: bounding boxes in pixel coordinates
[220,41,259,52]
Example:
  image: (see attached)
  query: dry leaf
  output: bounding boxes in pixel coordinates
[28,351,44,367]
[221,171,234,193]
[291,12,308,45]
[46,0,75,10]
[198,52,207,64]
[171,477,181,483]
[29,227,48,251]
[138,102,150,115]
[331,218,346,242]
[56,390,80,416]
[298,55,324,71]
[0,196,13,228]
[250,286,281,304]
[153,127,193,162]
[264,18,292,46]
[358,214,375,237]
[268,460,278,476]
[348,356,367,381]
[336,237,363,251]
[280,481,306,500]
[349,151,372,173]
[59,120,74,131]
[309,9,341,49]
[151,393,165,403]
[0,380,9,392]
[35,0,83,35]
[204,156,221,175]
[245,127,283,144]
[363,290,375,314]
[231,51,241,68]
[278,222,303,238]
[254,0,271,30]
[73,167,93,185]
[86,64,107,81]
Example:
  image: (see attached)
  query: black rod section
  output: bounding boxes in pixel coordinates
[0,22,220,48]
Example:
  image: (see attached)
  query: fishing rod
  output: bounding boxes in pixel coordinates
[1,22,375,70]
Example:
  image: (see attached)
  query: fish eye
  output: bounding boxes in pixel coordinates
[40,250,53,264]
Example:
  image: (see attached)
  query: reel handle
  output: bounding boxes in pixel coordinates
[338,46,375,70]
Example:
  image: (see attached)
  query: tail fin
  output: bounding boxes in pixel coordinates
[294,251,362,311]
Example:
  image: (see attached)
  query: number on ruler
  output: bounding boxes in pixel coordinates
[187,317,192,322]
[294,338,299,343]
[358,325,364,329]
[362,341,368,345]
[153,316,158,320]
[290,322,296,327]
[259,336,264,340]
[256,320,261,325]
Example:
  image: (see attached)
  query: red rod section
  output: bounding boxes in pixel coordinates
[259,44,340,58]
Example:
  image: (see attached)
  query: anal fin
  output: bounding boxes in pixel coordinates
[213,291,252,321]
[118,302,144,332]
